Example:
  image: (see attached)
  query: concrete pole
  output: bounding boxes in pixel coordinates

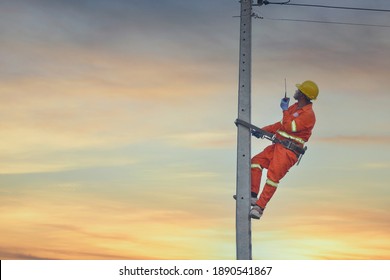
[235,0,252,260]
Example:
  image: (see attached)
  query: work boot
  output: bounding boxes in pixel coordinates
[233,195,257,206]
[250,205,264,219]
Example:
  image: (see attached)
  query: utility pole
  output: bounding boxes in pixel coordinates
[235,0,253,260]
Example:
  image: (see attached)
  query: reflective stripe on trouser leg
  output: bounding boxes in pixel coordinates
[251,164,263,196]
[256,181,278,209]
[251,164,263,170]
[266,178,278,187]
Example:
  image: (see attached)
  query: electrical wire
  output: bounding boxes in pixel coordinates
[263,1,390,12]
[250,2,390,28]
[259,16,390,28]
[237,2,390,28]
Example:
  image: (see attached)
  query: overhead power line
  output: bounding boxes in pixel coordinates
[257,16,390,28]
[261,1,390,13]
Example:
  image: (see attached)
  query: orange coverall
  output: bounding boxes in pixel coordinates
[251,102,316,209]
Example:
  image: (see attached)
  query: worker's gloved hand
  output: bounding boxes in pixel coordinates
[251,129,263,138]
[280,97,290,111]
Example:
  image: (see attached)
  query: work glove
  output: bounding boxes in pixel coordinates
[251,129,263,139]
[280,97,290,111]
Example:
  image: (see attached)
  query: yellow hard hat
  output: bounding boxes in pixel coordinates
[296,80,319,100]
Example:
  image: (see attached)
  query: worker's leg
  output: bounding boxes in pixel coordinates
[251,145,273,196]
[256,145,298,209]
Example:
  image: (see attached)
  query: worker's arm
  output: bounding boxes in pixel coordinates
[261,122,281,134]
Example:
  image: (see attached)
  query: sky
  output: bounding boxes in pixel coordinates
[0,0,389,260]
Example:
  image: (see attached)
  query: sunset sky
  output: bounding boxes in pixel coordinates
[1,0,389,260]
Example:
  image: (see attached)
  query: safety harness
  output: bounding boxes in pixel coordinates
[235,118,307,165]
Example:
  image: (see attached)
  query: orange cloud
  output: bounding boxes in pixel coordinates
[0,191,224,260]
[163,131,235,149]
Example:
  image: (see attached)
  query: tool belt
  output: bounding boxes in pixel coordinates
[273,137,306,156]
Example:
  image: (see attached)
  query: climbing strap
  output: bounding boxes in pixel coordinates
[235,118,308,165]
